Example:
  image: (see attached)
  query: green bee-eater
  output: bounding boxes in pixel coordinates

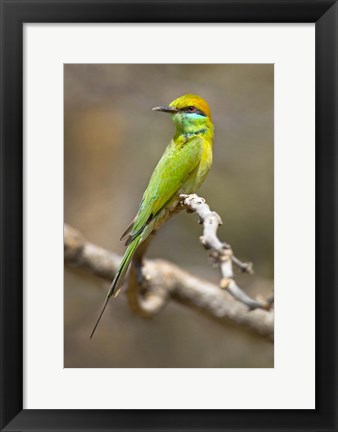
[91,94,214,338]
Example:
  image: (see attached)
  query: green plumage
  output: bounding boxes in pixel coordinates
[126,135,203,245]
[90,94,214,338]
[111,237,141,296]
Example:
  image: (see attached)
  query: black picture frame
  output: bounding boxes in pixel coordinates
[1,1,337,431]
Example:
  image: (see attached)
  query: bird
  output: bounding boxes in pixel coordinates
[90,94,214,338]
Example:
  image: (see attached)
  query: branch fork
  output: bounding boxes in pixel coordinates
[179,194,273,311]
[126,193,273,314]
[64,223,274,340]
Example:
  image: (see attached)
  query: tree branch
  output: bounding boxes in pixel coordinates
[64,223,274,341]
[179,194,274,311]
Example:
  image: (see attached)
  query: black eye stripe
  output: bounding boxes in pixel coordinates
[195,109,206,117]
[180,107,207,117]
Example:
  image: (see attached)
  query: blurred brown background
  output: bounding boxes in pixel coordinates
[64,64,274,368]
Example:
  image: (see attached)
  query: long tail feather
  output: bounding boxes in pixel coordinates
[120,215,136,242]
[90,236,141,339]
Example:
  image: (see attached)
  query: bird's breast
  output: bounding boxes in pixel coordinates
[179,138,213,195]
[196,139,213,187]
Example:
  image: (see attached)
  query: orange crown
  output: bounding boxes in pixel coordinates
[169,94,212,119]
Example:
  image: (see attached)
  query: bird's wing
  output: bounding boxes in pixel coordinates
[124,136,203,244]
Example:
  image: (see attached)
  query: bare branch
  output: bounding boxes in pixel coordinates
[64,224,274,341]
[180,194,274,311]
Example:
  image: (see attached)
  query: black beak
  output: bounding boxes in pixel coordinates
[152,106,179,113]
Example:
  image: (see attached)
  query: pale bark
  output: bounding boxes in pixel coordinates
[64,212,274,341]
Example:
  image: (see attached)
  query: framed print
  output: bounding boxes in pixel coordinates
[0,1,337,431]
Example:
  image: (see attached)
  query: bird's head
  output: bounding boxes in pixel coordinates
[153,94,213,136]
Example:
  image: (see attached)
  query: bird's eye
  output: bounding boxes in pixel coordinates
[187,106,196,112]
